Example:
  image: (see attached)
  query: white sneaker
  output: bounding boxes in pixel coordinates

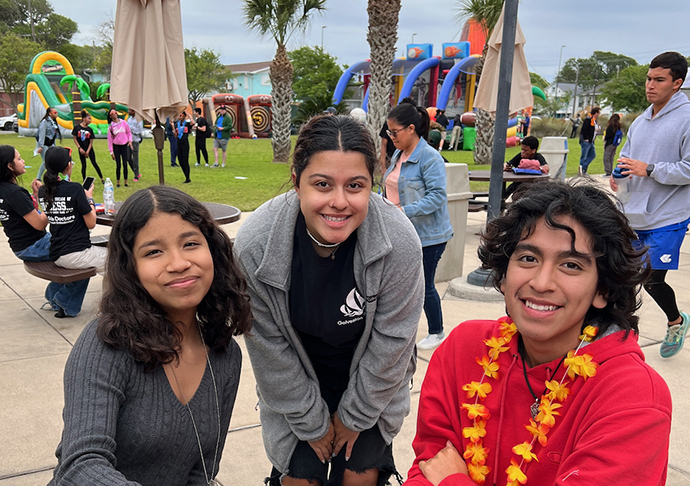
[417,332,446,350]
[205,163,210,167]
[195,163,200,166]
[221,163,226,168]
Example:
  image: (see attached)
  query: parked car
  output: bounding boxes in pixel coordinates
[0,114,17,131]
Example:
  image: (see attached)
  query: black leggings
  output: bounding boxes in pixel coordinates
[113,144,128,181]
[644,269,681,323]
[195,137,208,164]
[78,149,103,180]
[178,138,190,182]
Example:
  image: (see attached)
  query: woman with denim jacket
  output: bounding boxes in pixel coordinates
[383,99,454,350]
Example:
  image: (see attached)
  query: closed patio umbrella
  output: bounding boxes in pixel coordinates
[110,0,188,184]
[473,3,532,115]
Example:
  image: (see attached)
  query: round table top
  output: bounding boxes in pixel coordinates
[468,169,551,182]
[97,201,241,226]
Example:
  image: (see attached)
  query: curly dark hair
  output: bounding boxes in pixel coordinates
[98,186,252,370]
[478,178,650,337]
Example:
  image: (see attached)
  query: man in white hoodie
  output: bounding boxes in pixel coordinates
[611,51,690,358]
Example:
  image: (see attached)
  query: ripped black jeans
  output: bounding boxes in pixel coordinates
[265,425,400,486]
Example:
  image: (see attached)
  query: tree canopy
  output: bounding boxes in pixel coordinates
[0,32,42,111]
[185,47,229,109]
[556,51,638,93]
[599,64,649,113]
[1,0,77,51]
[288,46,343,101]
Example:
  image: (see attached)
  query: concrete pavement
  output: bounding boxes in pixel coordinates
[1,206,690,485]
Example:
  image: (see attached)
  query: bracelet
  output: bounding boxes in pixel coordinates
[87,197,96,206]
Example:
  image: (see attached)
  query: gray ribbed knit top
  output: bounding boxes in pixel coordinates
[49,320,242,486]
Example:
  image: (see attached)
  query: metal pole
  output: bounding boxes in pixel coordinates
[321,26,326,49]
[412,33,417,44]
[571,66,579,117]
[486,0,519,221]
[555,45,565,103]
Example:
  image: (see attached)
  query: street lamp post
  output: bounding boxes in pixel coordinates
[321,26,326,49]
[555,45,565,106]
[411,33,417,44]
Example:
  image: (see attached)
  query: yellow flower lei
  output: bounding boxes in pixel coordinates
[461,320,599,485]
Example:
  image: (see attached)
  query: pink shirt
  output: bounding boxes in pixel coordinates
[384,152,410,206]
[107,120,132,153]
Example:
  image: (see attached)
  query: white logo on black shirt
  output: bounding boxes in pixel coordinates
[338,288,365,325]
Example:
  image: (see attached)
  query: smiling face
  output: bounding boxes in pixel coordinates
[501,216,607,365]
[294,150,372,247]
[646,66,683,109]
[133,212,214,323]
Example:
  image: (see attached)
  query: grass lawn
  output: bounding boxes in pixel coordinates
[3,132,617,211]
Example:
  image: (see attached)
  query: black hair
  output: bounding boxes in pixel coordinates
[42,106,55,122]
[388,100,430,141]
[98,185,253,371]
[194,107,202,114]
[521,135,539,151]
[479,178,649,337]
[0,145,18,183]
[80,109,90,120]
[41,107,62,142]
[107,109,120,124]
[650,51,688,82]
[42,146,71,212]
[292,114,377,187]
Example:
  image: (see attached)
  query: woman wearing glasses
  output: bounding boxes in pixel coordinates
[38,146,107,317]
[382,98,453,351]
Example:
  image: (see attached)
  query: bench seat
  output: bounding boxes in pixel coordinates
[24,261,96,284]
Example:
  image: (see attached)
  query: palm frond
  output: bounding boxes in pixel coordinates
[456,0,504,38]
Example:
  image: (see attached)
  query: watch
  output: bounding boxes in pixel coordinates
[87,197,96,206]
[646,164,655,177]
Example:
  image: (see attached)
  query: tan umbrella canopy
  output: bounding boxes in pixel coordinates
[474,3,532,115]
[110,0,188,124]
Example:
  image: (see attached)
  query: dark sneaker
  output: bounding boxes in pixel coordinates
[660,311,690,358]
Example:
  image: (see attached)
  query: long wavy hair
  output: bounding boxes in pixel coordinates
[606,114,621,136]
[98,186,252,370]
[42,146,71,212]
[479,178,649,337]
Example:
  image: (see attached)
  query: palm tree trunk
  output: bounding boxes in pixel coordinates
[269,44,293,163]
[472,48,495,165]
[366,0,401,162]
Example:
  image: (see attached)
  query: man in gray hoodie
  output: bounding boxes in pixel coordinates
[612,51,690,358]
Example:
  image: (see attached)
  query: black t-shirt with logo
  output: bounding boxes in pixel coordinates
[290,212,365,409]
[0,181,46,253]
[38,181,92,261]
[72,124,95,152]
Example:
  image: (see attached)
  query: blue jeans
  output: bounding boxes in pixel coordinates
[167,133,178,164]
[15,233,90,317]
[579,141,596,172]
[422,242,447,335]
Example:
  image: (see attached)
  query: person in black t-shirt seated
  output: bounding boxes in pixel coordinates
[38,147,107,318]
[504,136,550,199]
[234,115,424,486]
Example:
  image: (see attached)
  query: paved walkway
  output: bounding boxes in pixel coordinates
[1,205,689,485]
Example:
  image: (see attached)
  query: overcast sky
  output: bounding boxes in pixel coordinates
[53,0,690,83]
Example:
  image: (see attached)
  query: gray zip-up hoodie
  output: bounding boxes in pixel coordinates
[620,91,690,230]
[233,191,424,472]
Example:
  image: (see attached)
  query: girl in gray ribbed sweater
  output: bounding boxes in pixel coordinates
[49,186,252,486]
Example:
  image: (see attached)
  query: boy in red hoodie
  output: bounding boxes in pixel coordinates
[407,180,671,486]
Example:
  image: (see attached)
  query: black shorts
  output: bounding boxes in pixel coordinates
[267,426,399,486]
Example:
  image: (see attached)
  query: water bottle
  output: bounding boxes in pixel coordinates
[612,165,632,205]
[103,178,115,215]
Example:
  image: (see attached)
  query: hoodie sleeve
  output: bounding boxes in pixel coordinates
[648,124,690,185]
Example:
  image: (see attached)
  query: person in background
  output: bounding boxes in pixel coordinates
[36,107,61,181]
[435,109,449,151]
[165,117,178,167]
[71,111,104,184]
[379,121,397,175]
[570,113,581,138]
[193,107,210,167]
[323,106,337,115]
[212,105,233,168]
[48,185,252,486]
[406,180,671,486]
[611,51,690,358]
[234,114,423,486]
[174,111,192,184]
[127,108,143,182]
[107,109,133,188]
[383,98,454,351]
[449,114,463,151]
[503,136,550,199]
[39,147,106,317]
[602,114,623,177]
[579,106,601,174]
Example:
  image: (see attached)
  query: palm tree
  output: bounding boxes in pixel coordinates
[244,0,327,163]
[365,0,401,157]
[457,0,504,164]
